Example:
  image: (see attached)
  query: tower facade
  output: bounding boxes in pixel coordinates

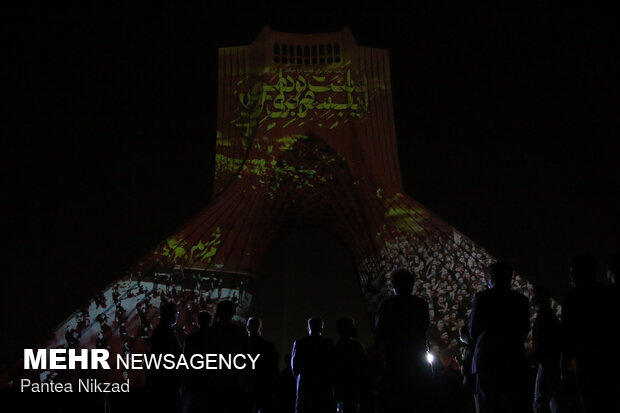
[32,28,540,383]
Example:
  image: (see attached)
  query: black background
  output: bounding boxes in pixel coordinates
[3,2,619,366]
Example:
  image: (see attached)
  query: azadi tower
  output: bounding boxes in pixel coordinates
[33,27,539,382]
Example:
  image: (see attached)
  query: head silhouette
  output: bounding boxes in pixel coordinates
[532,284,552,310]
[488,262,513,289]
[160,301,178,327]
[570,254,597,288]
[458,324,471,345]
[391,269,415,295]
[246,317,262,336]
[307,317,323,336]
[215,300,235,323]
[336,318,358,339]
[196,311,212,329]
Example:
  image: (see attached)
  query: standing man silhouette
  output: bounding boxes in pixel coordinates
[531,285,561,413]
[334,318,371,413]
[184,311,212,413]
[208,300,250,413]
[291,317,336,413]
[562,255,617,412]
[148,301,182,413]
[375,269,431,413]
[469,262,530,413]
[247,317,279,413]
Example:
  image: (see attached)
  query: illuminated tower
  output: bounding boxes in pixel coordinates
[142,26,526,313]
[34,27,540,382]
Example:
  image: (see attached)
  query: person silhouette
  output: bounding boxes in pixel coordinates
[147,301,182,413]
[276,354,297,413]
[184,311,212,413]
[457,324,478,413]
[531,285,561,413]
[562,255,617,412]
[207,300,250,413]
[247,317,279,413]
[334,318,371,413]
[375,269,431,413]
[185,311,212,354]
[468,262,530,413]
[291,317,336,413]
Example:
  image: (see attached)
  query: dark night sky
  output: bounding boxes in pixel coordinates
[3,3,619,364]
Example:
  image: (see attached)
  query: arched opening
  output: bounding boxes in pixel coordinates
[251,222,374,365]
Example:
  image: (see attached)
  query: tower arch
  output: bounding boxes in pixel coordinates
[30,27,546,384]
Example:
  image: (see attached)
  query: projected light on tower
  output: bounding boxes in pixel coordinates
[32,27,544,383]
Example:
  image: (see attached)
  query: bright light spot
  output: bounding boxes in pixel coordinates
[426,352,434,364]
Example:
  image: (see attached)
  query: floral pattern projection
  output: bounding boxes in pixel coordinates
[359,190,561,360]
[29,28,558,385]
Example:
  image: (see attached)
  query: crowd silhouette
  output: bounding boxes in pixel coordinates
[12,255,615,413]
[140,254,620,413]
